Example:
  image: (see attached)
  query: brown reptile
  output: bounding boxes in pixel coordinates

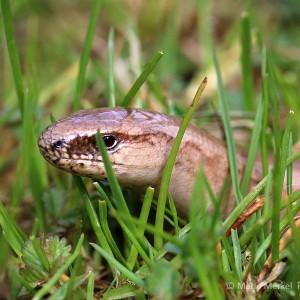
[38,107,300,215]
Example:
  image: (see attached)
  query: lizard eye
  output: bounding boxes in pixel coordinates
[53,140,64,150]
[103,135,118,150]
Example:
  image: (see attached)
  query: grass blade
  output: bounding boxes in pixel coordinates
[73,0,102,111]
[86,272,95,300]
[1,0,24,115]
[154,77,207,250]
[240,12,255,111]
[287,134,293,195]
[121,51,163,107]
[188,168,223,299]
[213,51,242,204]
[239,190,300,251]
[260,47,270,177]
[127,187,154,270]
[108,27,116,107]
[0,202,25,256]
[272,110,294,262]
[72,176,113,257]
[98,201,128,266]
[168,193,179,236]
[231,229,243,283]
[117,212,180,247]
[95,131,136,234]
[23,97,48,231]
[240,97,264,195]
[32,234,84,300]
[224,173,269,230]
[91,243,146,288]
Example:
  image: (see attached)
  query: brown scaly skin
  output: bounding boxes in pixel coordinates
[38,107,299,216]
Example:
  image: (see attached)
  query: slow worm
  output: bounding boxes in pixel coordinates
[38,107,300,216]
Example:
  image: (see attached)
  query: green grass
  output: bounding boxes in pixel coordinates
[73,0,102,111]
[1,0,300,299]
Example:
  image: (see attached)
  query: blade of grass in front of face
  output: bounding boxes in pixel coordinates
[73,0,102,111]
[121,51,163,107]
[98,201,128,266]
[240,12,255,111]
[33,234,84,300]
[108,27,116,107]
[95,133,129,215]
[127,187,154,270]
[95,132,137,235]
[272,110,294,262]
[0,0,24,116]
[240,97,264,195]
[154,77,207,250]
[213,51,242,204]
[72,176,113,258]
[91,243,146,288]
